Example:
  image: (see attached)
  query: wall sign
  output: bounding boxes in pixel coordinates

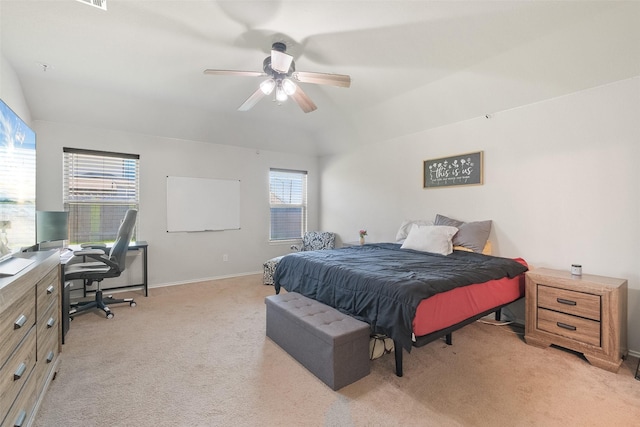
[423,151,483,188]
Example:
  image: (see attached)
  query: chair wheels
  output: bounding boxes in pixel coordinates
[130,301,137,307]
[106,312,114,319]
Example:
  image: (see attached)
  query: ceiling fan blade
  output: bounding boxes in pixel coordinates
[290,85,317,113]
[293,71,351,88]
[204,69,265,77]
[238,87,266,111]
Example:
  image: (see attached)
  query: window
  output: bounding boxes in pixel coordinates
[63,148,139,244]
[269,169,307,241]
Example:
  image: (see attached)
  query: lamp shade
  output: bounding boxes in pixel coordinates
[260,78,276,95]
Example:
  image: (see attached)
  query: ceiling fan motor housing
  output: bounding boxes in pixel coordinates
[263,56,295,79]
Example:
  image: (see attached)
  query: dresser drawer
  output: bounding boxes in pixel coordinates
[537,285,601,321]
[0,327,36,420]
[36,267,59,321]
[35,303,59,390]
[0,290,36,369]
[1,367,37,427]
[36,301,58,358]
[537,307,601,347]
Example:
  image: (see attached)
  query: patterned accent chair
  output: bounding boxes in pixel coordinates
[263,231,336,285]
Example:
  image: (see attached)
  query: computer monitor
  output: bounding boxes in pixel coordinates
[36,211,69,250]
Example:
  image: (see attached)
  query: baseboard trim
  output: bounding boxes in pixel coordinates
[149,270,262,290]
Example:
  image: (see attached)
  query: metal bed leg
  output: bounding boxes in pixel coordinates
[445,333,452,345]
[495,308,502,321]
[635,357,640,381]
[394,341,403,377]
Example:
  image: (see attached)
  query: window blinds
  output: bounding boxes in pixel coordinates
[63,148,139,243]
[269,168,307,241]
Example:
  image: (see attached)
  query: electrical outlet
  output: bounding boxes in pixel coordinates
[223,254,228,262]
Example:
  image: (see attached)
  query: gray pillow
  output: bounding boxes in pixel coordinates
[434,214,492,253]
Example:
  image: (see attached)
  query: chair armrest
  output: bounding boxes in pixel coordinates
[80,242,107,249]
[71,248,115,266]
[73,248,106,257]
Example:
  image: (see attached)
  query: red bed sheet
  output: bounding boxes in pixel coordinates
[412,258,527,337]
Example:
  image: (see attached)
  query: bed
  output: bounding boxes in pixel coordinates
[273,217,528,376]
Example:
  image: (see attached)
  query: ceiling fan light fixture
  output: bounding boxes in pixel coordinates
[282,78,297,96]
[275,84,288,102]
[260,78,275,95]
[271,50,293,74]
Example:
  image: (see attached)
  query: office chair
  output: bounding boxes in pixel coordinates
[66,209,138,319]
[263,231,336,285]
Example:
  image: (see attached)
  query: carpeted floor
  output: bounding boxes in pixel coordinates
[34,274,640,426]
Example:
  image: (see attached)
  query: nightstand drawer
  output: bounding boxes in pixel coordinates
[537,308,600,347]
[537,285,601,321]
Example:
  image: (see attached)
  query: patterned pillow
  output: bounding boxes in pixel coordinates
[301,231,335,251]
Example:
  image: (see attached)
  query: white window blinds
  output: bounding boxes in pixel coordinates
[63,148,139,244]
[269,168,307,241]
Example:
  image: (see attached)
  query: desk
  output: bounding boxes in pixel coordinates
[61,241,148,296]
[60,241,148,343]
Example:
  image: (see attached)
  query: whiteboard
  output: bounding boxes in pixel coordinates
[166,176,240,232]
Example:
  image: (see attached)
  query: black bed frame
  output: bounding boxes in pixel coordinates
[392,298,521,377]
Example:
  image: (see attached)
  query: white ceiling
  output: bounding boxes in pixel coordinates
[2,1,639,156]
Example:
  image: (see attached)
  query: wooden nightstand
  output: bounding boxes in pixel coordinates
[525,268,627,373]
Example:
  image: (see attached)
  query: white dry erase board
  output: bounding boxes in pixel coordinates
[166,176,240,232]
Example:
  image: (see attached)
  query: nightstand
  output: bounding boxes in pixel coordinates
[524,268,627,372]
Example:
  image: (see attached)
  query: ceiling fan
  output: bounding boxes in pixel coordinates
[204,42,351,113]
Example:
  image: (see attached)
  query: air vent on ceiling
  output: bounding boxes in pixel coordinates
[75,0,107,11]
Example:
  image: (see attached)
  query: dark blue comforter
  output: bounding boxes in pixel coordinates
[273,243,528,351]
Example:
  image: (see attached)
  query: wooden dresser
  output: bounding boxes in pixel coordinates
[1,251,61,427]
[525,268,627,373]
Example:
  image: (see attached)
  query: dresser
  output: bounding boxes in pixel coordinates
[524,268,627,373]
[0,251,61,427]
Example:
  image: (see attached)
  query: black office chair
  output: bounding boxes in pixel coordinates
[66,209,138,319]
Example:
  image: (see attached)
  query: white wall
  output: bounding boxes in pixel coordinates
[320,77,640,355]
[34,121,319,287]
[1,54,32,123]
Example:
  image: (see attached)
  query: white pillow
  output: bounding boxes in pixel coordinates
[395,219,434,242]
[400,225,458,255]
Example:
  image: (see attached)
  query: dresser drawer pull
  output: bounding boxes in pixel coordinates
[46,350,55,363]
[557,322,577,331]
[557,298,577,306]
[47,284,55,294]
[14,314,28,329]
[14,362,27,381]
[13,409,27,427]
[47,317,56,328]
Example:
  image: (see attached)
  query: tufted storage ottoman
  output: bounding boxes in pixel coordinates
[265,292,371,390]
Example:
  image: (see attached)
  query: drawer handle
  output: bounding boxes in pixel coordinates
[13,409,27,427]
[14,362,27,381]
[557,322,577,331]
[557,298,577,306]
[47,317,56,328]
[47,284,55,294]
[14,314,28,329]
[46,350,55,363]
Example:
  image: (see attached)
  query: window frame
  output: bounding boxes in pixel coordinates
[63,147,140,244]
[269,168,308,242]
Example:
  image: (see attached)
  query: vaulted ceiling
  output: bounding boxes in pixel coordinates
[2,1,638,156]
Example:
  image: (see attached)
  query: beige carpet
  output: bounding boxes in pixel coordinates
[34,274,640,426]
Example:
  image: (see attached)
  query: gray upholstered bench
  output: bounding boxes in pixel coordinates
[265,292,370,390]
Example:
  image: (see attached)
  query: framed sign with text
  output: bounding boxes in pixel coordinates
[423,151,483,188]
